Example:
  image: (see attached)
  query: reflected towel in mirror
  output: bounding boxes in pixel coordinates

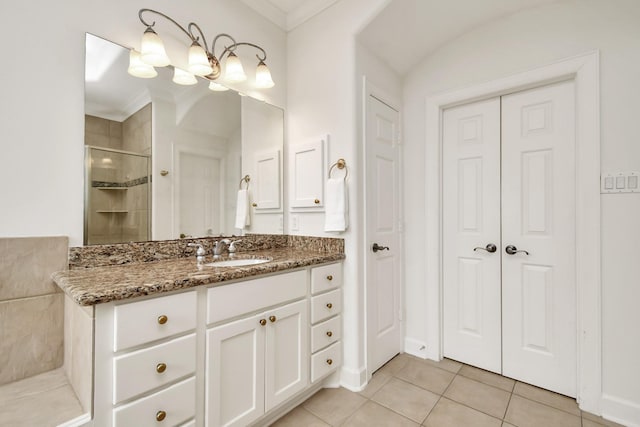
[235,189,251,229]
[324,178,348,232]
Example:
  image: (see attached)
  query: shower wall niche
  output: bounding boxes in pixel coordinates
[84,147,151,245]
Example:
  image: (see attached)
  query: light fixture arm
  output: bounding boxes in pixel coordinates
[138,9,195,42]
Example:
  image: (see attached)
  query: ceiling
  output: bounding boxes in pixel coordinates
[242,0,566,76]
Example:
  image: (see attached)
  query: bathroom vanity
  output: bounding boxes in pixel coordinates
[54,236,344,427]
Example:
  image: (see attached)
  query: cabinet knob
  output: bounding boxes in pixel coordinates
[156,363,167,374]
[326,359,333,365]
[326,275,333,281]
[326,303,333,309]
[157,315,168,325]
[314,199,320,204]
[326,331,333,337]
[259,319,267,326]
[156,410,167,422]
[269,315,277,323]
[252,203,258,207]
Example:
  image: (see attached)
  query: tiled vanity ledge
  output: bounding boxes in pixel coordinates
[53,234,344,306]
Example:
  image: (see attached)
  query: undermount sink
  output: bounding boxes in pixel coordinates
[203,257,272,267]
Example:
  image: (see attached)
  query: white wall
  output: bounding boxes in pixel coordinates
[286,0,394,389]
[0,0,286,246]
[402,0,640,423]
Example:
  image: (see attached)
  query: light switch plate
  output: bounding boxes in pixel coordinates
[601,172,639,193]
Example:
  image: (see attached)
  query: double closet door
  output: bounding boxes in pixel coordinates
[442,81,577,397]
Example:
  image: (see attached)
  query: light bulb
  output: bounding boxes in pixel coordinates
[208,81,229,92]
[173,68,197,85]
[140,27,170,67]
[128,50,157,78]
[188,42,213,76]
[224,52,246,82]
[255,60,274,88]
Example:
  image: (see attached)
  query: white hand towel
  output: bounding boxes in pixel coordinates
[324,178,348,232]
[235,189,251,230]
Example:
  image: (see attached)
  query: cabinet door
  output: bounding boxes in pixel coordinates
[206,314,266,427]
[289,139,324,208]
[253,150,281,210]
[265,299,309,411]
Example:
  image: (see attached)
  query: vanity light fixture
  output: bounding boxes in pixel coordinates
[128,8,275,90]
[173,68,197,85]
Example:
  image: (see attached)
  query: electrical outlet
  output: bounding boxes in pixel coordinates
[290,214,299,231]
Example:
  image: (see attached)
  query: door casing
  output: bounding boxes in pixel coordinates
[423,51,601,413]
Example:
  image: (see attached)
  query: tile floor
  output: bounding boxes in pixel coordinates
[272,353,625,427]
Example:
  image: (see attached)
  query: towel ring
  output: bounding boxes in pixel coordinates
[329,158,348,180]
[239,174,250,190]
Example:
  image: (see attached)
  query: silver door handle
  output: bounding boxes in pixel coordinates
[474,243,497,253]
[505,245,529,255]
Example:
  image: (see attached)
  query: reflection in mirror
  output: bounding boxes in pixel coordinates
[84,33,284,245]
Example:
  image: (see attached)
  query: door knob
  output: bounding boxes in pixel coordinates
[505,245,529,255]
[473,243,497,253]
[372,243,389,253]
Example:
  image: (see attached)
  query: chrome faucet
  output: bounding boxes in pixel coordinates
[187,243,206,264]
[213,239,231,257]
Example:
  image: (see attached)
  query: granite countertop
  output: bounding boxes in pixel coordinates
[53,248,345,306]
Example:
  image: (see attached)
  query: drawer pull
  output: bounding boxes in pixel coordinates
[157,315,168,325]
[326,275,333,281]
[326,303,333,309]
[259,319,267,326]
[252,203,258,207]
[269,315,277,323]
[156,410,167,422]
[314,198,320,204]
[326,331,333,337]
[156,363,167,374]
[326,358,333,365]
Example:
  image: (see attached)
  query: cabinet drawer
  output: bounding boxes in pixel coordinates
[207,270,306,324]
[311,315,341,353]
[311,342,341,383]
[311,289,342,324]
[113,334,196,404]
[311,263,342,294]
[114,291,197,351]
[113,376,195,427]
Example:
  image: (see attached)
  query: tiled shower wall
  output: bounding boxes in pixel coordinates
[0,236,68,385]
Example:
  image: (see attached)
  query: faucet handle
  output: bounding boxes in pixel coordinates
[228,240,242,254]
[187,243,206,263]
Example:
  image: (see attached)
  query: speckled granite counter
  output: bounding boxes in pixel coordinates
[53,236,344,306]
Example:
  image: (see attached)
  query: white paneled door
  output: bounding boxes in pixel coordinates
[366,94,402,374]
[443,81,577,397]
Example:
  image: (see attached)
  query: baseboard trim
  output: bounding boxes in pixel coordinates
[339,365,366,392]
[601,394,640,427]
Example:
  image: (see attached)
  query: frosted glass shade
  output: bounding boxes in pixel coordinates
[188,42,213,76]
[140,28,170,67]
[173,68,197,85]
[224,52,246,82]
[208,81,229,92]
[128,50,157,78]
[255,60,275,88]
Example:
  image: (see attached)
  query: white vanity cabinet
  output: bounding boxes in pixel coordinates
[93,290,198,427]
[309,263,343,382]
[205,271,308,427]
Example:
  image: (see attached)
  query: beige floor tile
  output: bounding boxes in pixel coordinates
[504,395,581,427]
[359,371,392,399]
[343,401,419,427]
[372,378,440,423]
[513,382,580,416]
[302,387,367,426]
[582,411,627,427]
[502,423,517,427]
[420,357,463,374]
[396,360,456,395]
[458,365,515,392]
[271,407,330,427]
[377,353,412,376]
[0,383,84,427]
[423,397,502,427]
[443,375,511,419]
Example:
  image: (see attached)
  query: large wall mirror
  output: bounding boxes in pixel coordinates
[84,33,284,245]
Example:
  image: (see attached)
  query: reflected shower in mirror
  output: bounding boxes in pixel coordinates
[84,33,284,245]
